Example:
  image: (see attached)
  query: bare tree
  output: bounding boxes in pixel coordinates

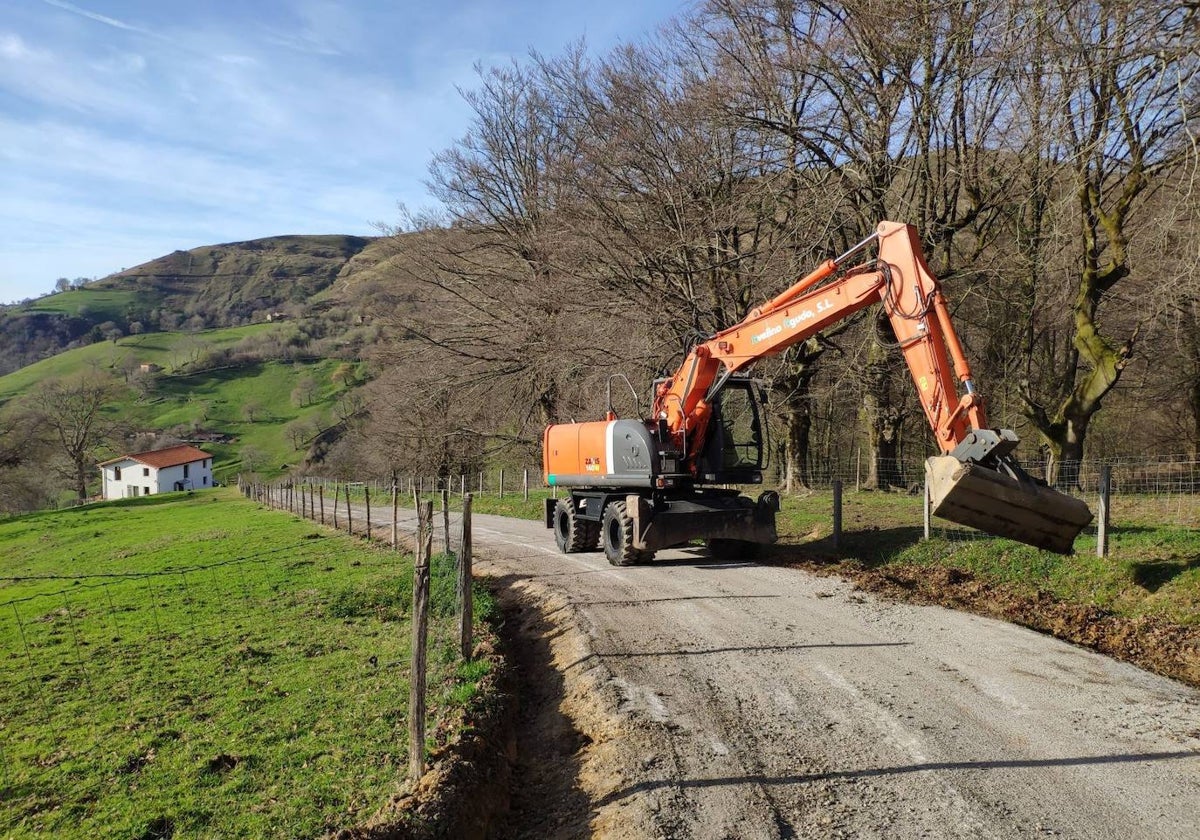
[1010,0,1198,484]
[375,53,617,462]
[693,0,1017,487]
[24,374,121,500]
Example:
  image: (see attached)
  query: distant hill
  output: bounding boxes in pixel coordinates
[0,234,376,375]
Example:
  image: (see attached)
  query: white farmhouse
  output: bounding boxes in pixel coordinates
[98,445,214,500]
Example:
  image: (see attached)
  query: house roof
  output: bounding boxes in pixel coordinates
[99,444,212,469]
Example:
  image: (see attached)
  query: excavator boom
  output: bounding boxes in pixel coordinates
[544,222,1092,563]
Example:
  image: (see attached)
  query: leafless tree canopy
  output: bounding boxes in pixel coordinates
[352,0,1198,488]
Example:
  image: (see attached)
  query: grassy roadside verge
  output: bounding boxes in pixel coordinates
[0,489,496,839]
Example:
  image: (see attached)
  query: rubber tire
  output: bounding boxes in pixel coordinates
[705,538,761,561]
[553,499,599,553]
[601,500,653,566]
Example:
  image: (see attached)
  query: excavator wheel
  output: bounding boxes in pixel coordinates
[601,500,654,566]
[553,499,600,553]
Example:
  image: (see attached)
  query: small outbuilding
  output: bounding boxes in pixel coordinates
[98,445,214,500]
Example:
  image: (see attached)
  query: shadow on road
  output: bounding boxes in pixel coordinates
[593,749,1200,807]
[486,574,596,840]
[562,641,911,671]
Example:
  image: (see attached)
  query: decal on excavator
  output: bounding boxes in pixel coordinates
[751,324,783,344]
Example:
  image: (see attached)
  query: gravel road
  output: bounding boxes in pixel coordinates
[360,501,1200,835]
[391,505,1200,838]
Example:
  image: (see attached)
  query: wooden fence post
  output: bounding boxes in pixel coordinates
[499,468,505,499]
[1097,465,1112,558]
[332,484,339,528]
[412,488,420,538]
[409,500,432,780]
[460,474,465,499]
[441,489,450,555]
[365,486,372,540]
[923,478,931,541]
[458,494,473,661]
[523,468,529,501]
[391,483,399,549]
[319,486,325,525]
[478,471,483,493]
[345,483,353,536]
[832,480,843,550]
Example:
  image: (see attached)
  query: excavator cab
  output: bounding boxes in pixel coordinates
[695,378,767,485]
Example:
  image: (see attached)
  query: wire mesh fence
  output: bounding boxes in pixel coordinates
[295,454,1200,548]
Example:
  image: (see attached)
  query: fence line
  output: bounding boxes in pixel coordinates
[285,453,1200,536]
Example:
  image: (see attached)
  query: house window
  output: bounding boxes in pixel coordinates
[144,486,150,495]
[114,467,121,480]
[143,467,149,476]
[203,476,208,485]
[183,464,190,478]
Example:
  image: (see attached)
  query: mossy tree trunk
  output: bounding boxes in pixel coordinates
[1014,0,1190,486]
[772,339,825,493]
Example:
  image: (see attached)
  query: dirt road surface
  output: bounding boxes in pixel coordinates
[392,506,1200,839]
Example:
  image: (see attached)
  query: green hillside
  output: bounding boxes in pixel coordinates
[0,323,368,488]
[20,288,141,320]
[0,324,277,402]
[143,357,362,482]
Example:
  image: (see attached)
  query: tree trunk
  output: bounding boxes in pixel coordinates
[861,316,904,491]
[75,460,90,501]
[773,339,824,494]
[782,405,812,493]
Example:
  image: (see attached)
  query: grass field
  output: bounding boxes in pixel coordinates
[0,324,280,402]
[0,489,491,839]
[17,289,142,321]
[405,484,1200,626]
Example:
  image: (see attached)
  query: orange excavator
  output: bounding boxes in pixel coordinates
[542,222,1092,564]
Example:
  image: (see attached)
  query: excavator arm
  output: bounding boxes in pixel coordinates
[655,222,983,461]
[652,221,1092,552]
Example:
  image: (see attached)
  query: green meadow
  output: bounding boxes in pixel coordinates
[0,489,491,839]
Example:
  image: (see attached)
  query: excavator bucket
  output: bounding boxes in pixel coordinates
[925,456,1094,554]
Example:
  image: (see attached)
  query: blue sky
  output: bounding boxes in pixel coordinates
[0,0,688,303]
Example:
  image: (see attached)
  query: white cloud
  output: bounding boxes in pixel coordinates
[0,32,45,61]
[38,0,147,34]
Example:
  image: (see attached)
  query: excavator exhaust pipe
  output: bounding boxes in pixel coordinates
[925,455,1094,554]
